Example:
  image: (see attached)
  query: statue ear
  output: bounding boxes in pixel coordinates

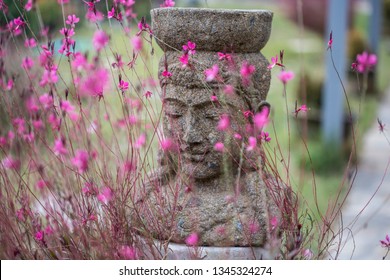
[255,101,271,115]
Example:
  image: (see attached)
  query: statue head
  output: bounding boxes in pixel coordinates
[159,52,271,181]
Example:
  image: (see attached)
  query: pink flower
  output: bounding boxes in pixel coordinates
[13,118,26,135]
[160,0,175,8]
[303,249,313,260]
[223,84,234,95]
[112,53,124,69]
[119,245,137,260]
[204,64,219,82]
[66,14,79,27]
[162,70,172,78]
[34,231,44,242]
[214,142,224,152]
[119,80,129,91]
[179,53,189,67]
[119,246,137,260]
[48,113,61,131]
[16,208,26,221]
[128,115,138,125]
[125,98,142,111]
[137,17,152,35]
[246,136,257,152]
[122,161,135,174]
[355,51,377,73]
[80,68,110,98]
[240,61,256,86]
[39,93,54,109]
[39,46,52,65]
[380,234,390,248]
[270,216,278,230]
[298,104,308,112]
[71,150,89,173]
[86,10,104,23]
[294,104,308,117]
[83,0,95,11]
[210,95,218,102]
[185,232,199,246]
[22,57,34,70]
[40,26,49,37]
[59,27,75,38]
[260,131,271,142]
[53,137,68,156]
[160,138,175,151]
[144,91,152,98]
[72,52,88,71]
[60,100,75,114]
[131,36,143,52]
[0,136,7,148]
[8,131,15,142]
[217,52,232,61]
[93,30,109,51]
[24,38,36,48]
[327,31,333,50]
[134,133,146,149]
[82,182,96,196]
[108,7,115,19]
[5,79,13,91]
[39,65,58,87]
[97,187,113,204]
[44,225,54,236]
[254,106,269,129]
[278,70,294,85]
[13,17,24,30]
[217,114,230,131]
[243,110,252,119]
[1,156,21,170]
[249,221,260,234]
[22,132,35,143]
[182,40,196,55]
[26,97,39,114]
[267,55,278,69]
[25,0,33,11]
[234,133,242,140]
[36,179,48,190]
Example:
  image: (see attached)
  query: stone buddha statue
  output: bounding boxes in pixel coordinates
[134,8,285,252]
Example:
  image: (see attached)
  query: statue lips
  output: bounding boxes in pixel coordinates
[181,148,209,163]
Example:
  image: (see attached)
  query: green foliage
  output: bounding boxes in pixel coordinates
[302,141,346,175]
[0,1,64,36]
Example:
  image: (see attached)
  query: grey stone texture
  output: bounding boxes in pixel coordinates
[151,8,273,53]
[136,8,282,251]
[159,51,271,112]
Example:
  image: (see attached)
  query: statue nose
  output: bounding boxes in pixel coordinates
[183,112,203,145]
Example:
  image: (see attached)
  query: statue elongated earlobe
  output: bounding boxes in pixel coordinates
[256,101,271,115]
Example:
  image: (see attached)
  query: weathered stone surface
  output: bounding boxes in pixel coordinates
[158,51,271,111]
[151,8,273,53]
[135,8,280,251]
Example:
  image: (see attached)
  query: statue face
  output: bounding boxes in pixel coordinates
[163,86,248,180]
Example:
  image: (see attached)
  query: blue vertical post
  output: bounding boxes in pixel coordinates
[369,0,382,91]
[322,0,349,145]
[369,0,382,56]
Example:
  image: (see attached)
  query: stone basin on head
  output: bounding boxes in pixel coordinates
[151,8,273,53]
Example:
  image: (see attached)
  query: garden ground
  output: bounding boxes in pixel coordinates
[334,86,390,260]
